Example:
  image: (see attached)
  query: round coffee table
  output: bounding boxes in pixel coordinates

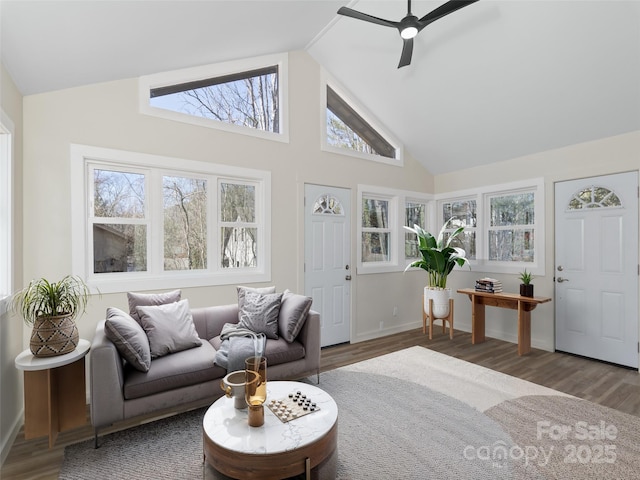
[203,381,338,480]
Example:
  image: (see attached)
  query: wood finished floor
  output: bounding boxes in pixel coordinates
[3,328,640,479]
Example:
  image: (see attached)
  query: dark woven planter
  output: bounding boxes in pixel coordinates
[520,284,534,298]
[30,314,79,357]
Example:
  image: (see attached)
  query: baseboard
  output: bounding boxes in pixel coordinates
[0,408,23,467]
[352,321,422,343]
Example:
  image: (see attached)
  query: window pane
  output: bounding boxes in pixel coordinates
[362,198,388,228]
[94,169,145,218]
[488,229,534,262]
[362,232,390,262]
[150,67,279,133]
[490,193,534,227]
[163,176,207,271]
[93,224,147,273]
[443,231,477,260]
[221,227,257,268]
[221,183,256,223]
[442,200,476,227]
[405,202,426,258]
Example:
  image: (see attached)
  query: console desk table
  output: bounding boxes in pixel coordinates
[457,288,552,356]
[15,339,90,448]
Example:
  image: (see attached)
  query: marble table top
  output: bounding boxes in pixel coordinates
[203,380,338,455]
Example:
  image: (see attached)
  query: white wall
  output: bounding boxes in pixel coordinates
[436,131,640,351]
[0,63,24,466]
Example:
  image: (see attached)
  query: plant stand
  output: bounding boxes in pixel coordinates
[422,295,454,340]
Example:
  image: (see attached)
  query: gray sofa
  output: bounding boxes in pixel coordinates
[90,303,320,446]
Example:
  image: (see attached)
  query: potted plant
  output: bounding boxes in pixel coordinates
[519,269,534,297]
[404,218,470,318]
[12,275,91,357]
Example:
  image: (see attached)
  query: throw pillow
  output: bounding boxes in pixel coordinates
[104,307,151,372]
[127,289,181,324]
[238,291,283,340]
[136,299,202,359]
[237,285,276,310]
[278,290,313,343]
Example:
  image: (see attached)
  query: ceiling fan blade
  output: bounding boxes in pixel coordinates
[418,0,479,29]
[398,38,414,68]
[337,6,398,29]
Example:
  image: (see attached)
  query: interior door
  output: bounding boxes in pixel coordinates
[555,172,639,368]
[304,184,351,347]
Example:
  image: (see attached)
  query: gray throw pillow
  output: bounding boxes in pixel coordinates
[238,291,283,340]
[278,290,313,343]
[127,289,181,324]
[136,299,202,359]
[237,285,276,311]
[104,307,151,372]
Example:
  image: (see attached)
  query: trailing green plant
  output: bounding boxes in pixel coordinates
[12,275,91,326]
[519,269,533,285]
[404,218,470,289]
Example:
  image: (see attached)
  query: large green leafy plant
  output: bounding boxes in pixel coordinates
[12,275,90,326]
[404,219,470,288]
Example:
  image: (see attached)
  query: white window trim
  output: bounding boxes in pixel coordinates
[321,70,403,167]
[0,110,14,315]
[435,178,546,276]
[139,53,289,144]
[357,185,432,274]
[71,144,271,294]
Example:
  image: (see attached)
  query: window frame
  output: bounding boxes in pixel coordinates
[357,185,431,274]
[436,178,545,276]
[321,71,403,167]
[0,110,14,315]
[139,53,289,143]
[71,144,271,293]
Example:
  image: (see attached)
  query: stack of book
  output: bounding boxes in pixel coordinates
[475,277,503,293]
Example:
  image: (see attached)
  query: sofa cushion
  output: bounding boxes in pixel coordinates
[278,290,313,343]
[104,307,151,372]
[137,299,202,359]
[123,341,223,400]
[238,291,283,339]
[237,285,276,311]
[210,336,305,367]
[128,289,181,324]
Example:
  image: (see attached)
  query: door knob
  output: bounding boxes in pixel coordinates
[557,277,569,283]
[345,275,352,281]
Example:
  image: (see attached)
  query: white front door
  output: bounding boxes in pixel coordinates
[555,172,639,368]
[304,184,351,347]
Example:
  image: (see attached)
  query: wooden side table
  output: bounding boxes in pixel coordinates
[15,339,90,448]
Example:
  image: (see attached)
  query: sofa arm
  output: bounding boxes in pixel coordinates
[297,310,321,376]
[90,320,126,430]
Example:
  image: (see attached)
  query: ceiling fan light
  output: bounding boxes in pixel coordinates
[400,26,418,39]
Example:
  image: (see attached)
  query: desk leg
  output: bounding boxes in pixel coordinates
[471,296,485,344]
[517,301,532,355]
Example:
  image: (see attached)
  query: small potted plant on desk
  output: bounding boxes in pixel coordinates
[12,275,91,357]
[519,269,534,297]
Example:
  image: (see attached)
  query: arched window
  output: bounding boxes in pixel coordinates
[568,186,622,210]
[313,194,343,215]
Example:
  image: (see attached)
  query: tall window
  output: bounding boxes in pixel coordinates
[441,199,477,260]
[362,196,391,263]
[487,191,535,262]
[0,113,12,313]
[72,145,270,293]
[405,201,426,258]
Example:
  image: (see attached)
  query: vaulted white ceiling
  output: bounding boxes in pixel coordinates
[2,1,639,174]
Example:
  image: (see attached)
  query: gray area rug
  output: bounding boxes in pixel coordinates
[60,347,640,479]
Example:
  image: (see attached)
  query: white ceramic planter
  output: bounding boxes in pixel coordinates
[424,287,452,319]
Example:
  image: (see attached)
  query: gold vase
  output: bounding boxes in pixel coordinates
[245,356,267,427]
[30,314,79,357]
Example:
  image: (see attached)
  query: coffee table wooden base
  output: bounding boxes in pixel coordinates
[204,422,337,480]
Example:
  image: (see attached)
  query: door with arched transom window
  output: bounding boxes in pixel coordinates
[555,172,639,368]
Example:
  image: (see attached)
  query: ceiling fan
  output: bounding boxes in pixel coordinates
[337,0,480,68]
